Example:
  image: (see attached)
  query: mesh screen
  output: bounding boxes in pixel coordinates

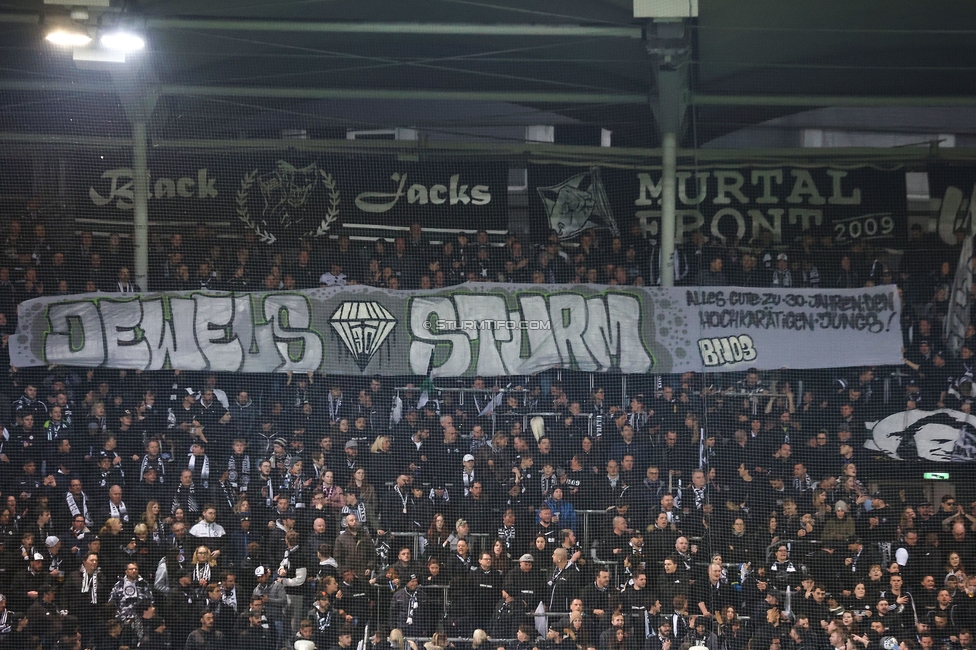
[0,10,972,650]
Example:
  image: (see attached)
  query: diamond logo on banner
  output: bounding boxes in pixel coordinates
[330,301,398,371]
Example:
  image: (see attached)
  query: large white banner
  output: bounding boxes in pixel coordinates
[11,283,903,375]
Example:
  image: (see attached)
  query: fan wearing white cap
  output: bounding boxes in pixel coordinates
[8,551,48,612]
[460,453,478,496]
[253,565,288,625]
[43,536,64,579]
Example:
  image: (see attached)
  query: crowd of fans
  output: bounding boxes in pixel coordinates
[0,213,973,650]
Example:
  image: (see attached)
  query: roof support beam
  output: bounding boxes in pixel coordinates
[0,13,643,38]
[0,80,647,104]
[147,19,644,38]
[4,81,976,108]
[0,132,975,164]
[692,94,976,107]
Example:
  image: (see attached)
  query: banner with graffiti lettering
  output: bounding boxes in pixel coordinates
[11,283,903,375]
[528,163,907,246]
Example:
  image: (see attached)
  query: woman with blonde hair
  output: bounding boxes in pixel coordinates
[98,517,125,579]
[141,500,167,544]
[128,522,159,576]
[567,612,594,646]
[471,629,489,650]
[87,401,108,440]
[190,545,218,587]
[389,628,403,650]
[369,436,397,486]
[425,631,447,650]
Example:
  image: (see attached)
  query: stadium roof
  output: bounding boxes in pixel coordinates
[0,0,974,147]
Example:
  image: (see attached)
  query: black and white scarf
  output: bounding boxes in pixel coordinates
[261,474,276,507]
[151,519,165,543]
[187,454,210,489]
[315,604,332,632]
[227,453,251,491]
[46,420,69,442]
[193,562,212,584]
[628,411,648,433]
[81,568,100,604]
[109,500,129,523]
[541,474,557,497]
[462,470,475,495]
[328,394,343,423]
[283,471,309,509]
[340,502,367,529]
[66,492,93,527]
[172,483,200,515]
[139,454,165,483]
[223,587,237,611]
[498,525,517,551]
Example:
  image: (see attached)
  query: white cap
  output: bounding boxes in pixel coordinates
[32,552,45,561]
[45,536,60,548]
[255,566,267,577]
[463,454,475,462]
[895,547,909,566]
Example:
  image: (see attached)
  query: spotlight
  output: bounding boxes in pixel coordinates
[45,28,92,47]
[100,30,145,53]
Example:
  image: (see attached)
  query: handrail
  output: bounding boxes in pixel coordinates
[393,386,526,394]
[763,538,823,563]
[522,411,595,437]
[405,639,520,645]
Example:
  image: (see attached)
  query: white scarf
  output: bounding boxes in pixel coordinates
[328,394,343,422]
[228,454,250,490]
[81,568,99,604]
[66,492,93,527]
[109,500,129,522]
[262,474,275,507]
[223,587,237,611]
[188,454,210,488]
[340,503,367,528]
[193,562,211,584]
[139,455,165,483]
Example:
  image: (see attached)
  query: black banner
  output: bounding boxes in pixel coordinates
[74,152,509,244]
[528,164,907,246]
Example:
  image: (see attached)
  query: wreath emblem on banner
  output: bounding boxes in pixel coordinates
[236,161,340,245]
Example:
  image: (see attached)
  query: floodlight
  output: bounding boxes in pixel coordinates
[45,28,92,47]
[100,30,145,53]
